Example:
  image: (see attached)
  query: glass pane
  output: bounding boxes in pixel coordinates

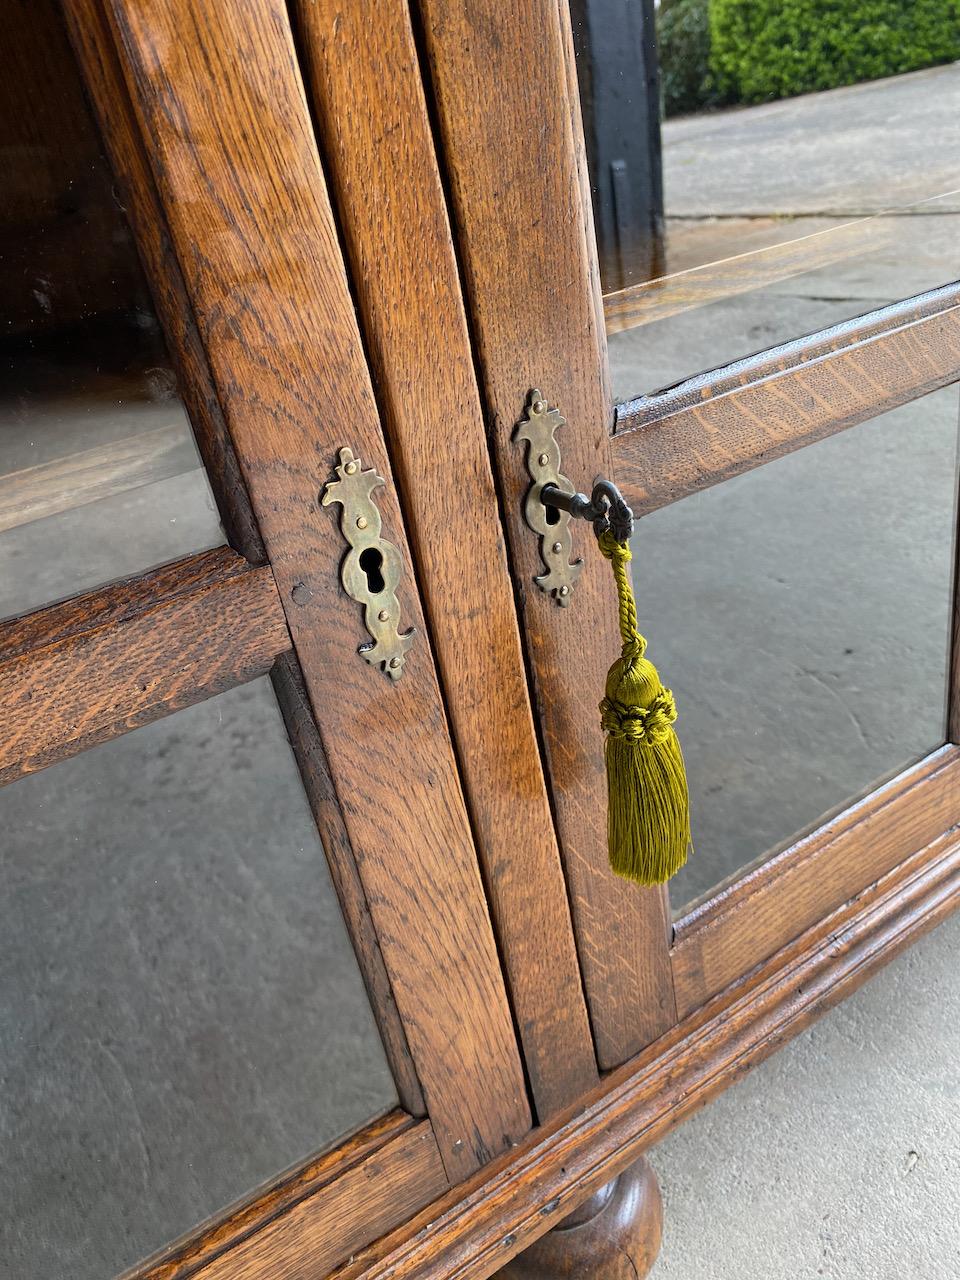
[569,2,960,399]
[629,386,959,912]
[0,0,223,622]
[1,678,397,1280]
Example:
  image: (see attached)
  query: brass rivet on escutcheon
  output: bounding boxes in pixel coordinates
[356,516,368,529]
[378,609,389,621]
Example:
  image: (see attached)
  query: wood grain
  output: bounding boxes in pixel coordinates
[68,0,425,1121]
[671,746,960,1016]
[100,0,530,1178]
[949,488,960,746]
[495,1159,663,1280]
[128,1112,446,1280]
[613,283,960,516]
[0,547,288,784]
[271,654,425,1117]
[415,0,677,1067]
[603,215,894,334]
[329,829,960,1280]
[291,0,597,1120]
[63,0,265,563]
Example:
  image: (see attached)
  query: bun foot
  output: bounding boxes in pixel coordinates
[496,1157,663,1280]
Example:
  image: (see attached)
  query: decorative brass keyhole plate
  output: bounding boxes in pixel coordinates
[321,447,416,680]
[513,389,583,606]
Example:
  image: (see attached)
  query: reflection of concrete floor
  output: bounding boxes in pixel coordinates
[0,351,223,619]
[651,909,960,1278]
[650,385,958,910]
[1,681,396,1280]
[612,61,960,398]
[662,63,960,217]
[610,67,960,907]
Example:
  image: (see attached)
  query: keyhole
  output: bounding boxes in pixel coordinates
[544,503,561,526]
[359,546,385,594]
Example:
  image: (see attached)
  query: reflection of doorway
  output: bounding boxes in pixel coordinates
[569,0,665,289]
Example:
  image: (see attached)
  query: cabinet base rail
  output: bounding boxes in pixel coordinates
[340,829,960,1280]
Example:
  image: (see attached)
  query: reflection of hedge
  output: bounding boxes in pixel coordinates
[710,0,960,104]
[658,0,717,117]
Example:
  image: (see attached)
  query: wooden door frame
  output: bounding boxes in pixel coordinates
[304,0,957,1272]
[12,0,955,1278]
[410,0,960,998]
[289,0,599,1120]
[0,0,586,1274]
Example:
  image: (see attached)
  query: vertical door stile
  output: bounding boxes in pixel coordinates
[92,0,531,1180]
[62,0,428,1120]
[415,0,678,1063]
[949,416,960,745]
[290,0,599,1119]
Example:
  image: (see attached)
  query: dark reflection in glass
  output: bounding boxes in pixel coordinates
[0,0,223,622]
[628,387,959,912]
[0,679,397,1280]
[570,2,960,397]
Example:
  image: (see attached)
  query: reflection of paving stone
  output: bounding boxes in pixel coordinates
[609,65,960,907]
[662,62,960,216]
[612,64,960,398]
[637,387,958,909]
[611,211,960,400]
[1,680,396,1280]
[651,909,960,1277]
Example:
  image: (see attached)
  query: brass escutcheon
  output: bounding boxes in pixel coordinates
[321,447,416,681]
[513,389,583,606]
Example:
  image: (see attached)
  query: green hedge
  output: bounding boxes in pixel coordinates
[657,0,717,117]
[710,0,960,104]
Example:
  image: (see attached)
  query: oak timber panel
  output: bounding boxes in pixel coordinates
[331,832,960,1280]
[0,548,287,784]
[415,0,676,1066]
[292,0,597,1119]
[612,284,960,516]
[100,0,529,1179]
[272,655,425,1116]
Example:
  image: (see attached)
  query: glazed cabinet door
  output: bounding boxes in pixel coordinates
[0,0,598,1275]
[409,0,960,1052]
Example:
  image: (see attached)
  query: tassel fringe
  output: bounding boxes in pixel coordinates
[598,530,691,885]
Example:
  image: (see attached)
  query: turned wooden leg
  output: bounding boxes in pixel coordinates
[496,1158,663,1280]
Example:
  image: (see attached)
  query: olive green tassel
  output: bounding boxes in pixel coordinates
[598,530,691,885]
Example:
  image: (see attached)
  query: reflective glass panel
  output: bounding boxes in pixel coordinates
[0,0,223,622]
[1,679,397,1280]
[629,387,960,911]
[570,2,960,398]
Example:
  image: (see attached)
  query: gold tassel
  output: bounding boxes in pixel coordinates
[598,529,691,885]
